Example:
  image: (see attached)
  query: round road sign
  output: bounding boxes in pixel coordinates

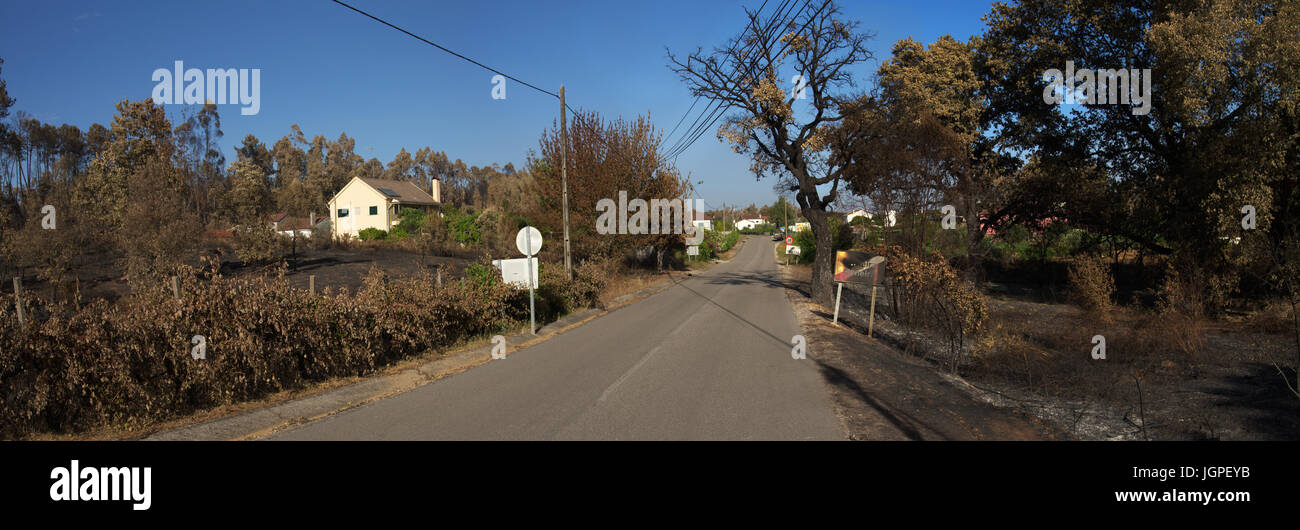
[516,226,543,256]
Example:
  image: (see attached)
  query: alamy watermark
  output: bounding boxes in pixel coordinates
[151,60,261,115]
[1043,60,1151,116]
[595,191,706,239]
[50,460,151,511]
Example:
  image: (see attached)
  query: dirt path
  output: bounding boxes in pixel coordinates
[779,254,1069,440]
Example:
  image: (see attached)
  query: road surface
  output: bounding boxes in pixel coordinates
[270,236,844,440]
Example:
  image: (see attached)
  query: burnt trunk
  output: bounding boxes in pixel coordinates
[806,209,835,305]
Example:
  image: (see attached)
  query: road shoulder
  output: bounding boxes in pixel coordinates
[777,250,1069,440]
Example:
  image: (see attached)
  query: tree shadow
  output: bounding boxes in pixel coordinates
[811,360,935,440]
[670,273,797,352]
[1194,362,1300,439]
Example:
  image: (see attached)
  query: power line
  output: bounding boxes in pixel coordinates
[332,0,560,99]
[661,0,790,158]
[664,0,811,161]
[663,100,724,159]
[662,97,701,145]
[658,0,774,155]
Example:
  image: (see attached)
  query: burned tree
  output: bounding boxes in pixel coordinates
[668,0,873,304]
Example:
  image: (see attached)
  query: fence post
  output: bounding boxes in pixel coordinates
[832,282,844,325]
[13,277,25,327]
[868,285,879,338]
[171,276,180,300]
[309,275,316,296]
[436,267,442,288]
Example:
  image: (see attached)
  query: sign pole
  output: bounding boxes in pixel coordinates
[527,231,536,335]
[832,282,843,325]
[868,285,878,338]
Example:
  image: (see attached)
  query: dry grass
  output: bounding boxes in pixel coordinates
[1248,301,1298,335]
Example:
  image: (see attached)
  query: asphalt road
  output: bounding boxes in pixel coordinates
[270,236,844,440]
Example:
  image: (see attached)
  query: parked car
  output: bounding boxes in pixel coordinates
[771,231,785,241]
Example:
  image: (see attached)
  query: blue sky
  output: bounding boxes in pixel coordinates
[0,0,996,209]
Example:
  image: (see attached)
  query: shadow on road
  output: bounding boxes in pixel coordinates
[668,271,796,353]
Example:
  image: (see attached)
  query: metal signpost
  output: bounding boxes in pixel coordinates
[515,226,543,334]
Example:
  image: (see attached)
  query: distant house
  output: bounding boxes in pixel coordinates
[269,213,327,238]
[734,217,768,230]
[841,208,897,227]
[327,177,441,239]
[844,209,871,223]
[692,209,714,232]
[791,221,811,232]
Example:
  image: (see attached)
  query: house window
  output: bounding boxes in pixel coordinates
[369,206,378,215]
[337,208,349,218]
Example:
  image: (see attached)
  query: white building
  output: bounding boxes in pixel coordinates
[269,213,326,238]
[843,208,897,227]
[844,209,871,223]
[326,177,441,239]
[692,210,714,232]
[734,217,768,230]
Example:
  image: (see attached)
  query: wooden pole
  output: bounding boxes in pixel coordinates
[560,85,572,281]
[309,275,316,296]
[868,285,879,338]
[171,276,180,300]
[13,277,25,327]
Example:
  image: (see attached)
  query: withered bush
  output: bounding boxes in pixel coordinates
[1068,254,1115,321]
[1148,266,1210,366]
[234,222,279,266]
[886,247,989,371]
[0,260,606,438]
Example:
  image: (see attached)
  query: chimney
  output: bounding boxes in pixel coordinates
[430,177,441,203]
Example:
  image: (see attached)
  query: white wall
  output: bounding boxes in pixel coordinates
[328,179,393,239]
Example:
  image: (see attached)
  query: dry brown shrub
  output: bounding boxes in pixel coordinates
[0,258,609,438]
[886,246,989,371]
[1068,255,1115,322]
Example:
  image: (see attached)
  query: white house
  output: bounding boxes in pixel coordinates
[327,177,440,239]
[692,209,714,232]
[844,209,871,223]
[269,213,326,238]
[842,208,897,227]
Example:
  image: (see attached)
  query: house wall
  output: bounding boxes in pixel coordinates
[328,180,391,239]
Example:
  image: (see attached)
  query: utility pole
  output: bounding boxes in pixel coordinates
[783,196,788,233]
[561,86,572,280]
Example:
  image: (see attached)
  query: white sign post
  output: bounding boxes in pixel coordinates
[832,282,844,325]
[516,226,542,334]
